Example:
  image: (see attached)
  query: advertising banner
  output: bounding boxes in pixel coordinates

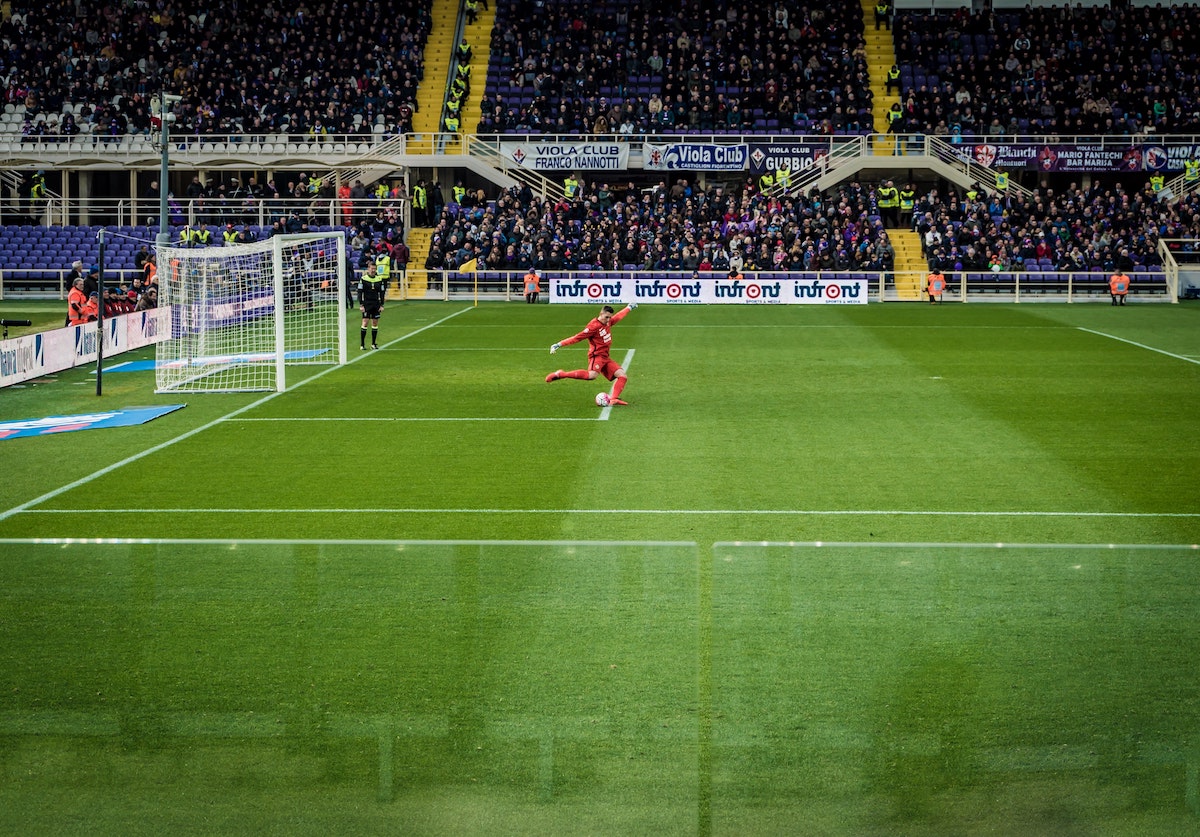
[748,142,829,175]
[499,142,630,171]
[0,308,170,388]
[954,142,1194,173]
[643,142,748,171]
[549,275,869,305]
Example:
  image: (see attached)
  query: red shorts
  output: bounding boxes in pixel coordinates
[590,357,622,380]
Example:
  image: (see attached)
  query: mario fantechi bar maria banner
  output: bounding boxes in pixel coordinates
[548,274,869,305]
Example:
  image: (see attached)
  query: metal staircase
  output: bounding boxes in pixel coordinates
[772,134,1034,200]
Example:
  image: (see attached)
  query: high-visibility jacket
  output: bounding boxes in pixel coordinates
[888,66,900,83]
[67,286,88,325]
[1186,160,1200,181]
[223,228,238,243]
[877,186,899,208]
[453,185,466,204]
[375,253,392,284]
[775,167,792,189]
[899,189,915,210]
[928,273,946,296]
[444,114,460,132]
[412,185,427,209]
[1109,273,1130,295]
[995,172,1010,191]
[563,177,579,199]
[374,184,388,204]
[523,271,540,293]
[1150,174,1165,192]
[759,172,775,192]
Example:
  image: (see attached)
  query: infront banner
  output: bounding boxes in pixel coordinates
[643,142,748,170]
[500,142,630,170]
[549,275,869,305]
[0,308,170,388]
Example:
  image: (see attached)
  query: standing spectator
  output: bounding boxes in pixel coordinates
[66,275,87,325]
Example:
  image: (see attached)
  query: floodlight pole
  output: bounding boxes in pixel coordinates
[157,89,171,251]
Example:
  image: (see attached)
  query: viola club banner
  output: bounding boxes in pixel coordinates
[548,275,868,305]
[748,142,828,175]
[500,142,629,170]
[956,142,1195,173]
[643,142,748,171]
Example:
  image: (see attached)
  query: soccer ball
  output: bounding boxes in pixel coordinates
[595,392,611,407]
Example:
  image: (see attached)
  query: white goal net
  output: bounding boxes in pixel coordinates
[155,233,347,392]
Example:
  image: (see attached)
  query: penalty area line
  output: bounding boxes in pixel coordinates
[1078,327,1200,366]
[599,348,636,421]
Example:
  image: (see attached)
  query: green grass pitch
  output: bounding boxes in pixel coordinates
[0,300,1198,834]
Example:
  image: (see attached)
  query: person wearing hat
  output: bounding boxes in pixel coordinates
[83,264,100,298]
[223,223,239,244]
[81,291,100,322]
[523,267,541,304]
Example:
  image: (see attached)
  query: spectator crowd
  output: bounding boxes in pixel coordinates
[3,0,428,141]
[419,174,1200,279]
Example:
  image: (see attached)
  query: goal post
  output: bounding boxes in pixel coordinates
[155,233,347,393]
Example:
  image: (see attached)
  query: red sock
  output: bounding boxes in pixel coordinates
[562,370,591,380]
[611,376,627,398]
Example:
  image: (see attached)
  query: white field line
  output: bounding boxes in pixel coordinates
[0,307,476,523]
[0,537,1192,551]
[598,348,635,421]
[712,540,1199,551]
[230,417,598,422]
[1077,327,1200,365]
[19,507,1200,518]
[0,538,697,547]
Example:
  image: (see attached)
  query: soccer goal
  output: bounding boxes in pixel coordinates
[155,233,347,393]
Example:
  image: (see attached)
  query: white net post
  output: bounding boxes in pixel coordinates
[154,233,346,393]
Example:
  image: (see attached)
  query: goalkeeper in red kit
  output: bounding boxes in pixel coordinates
[545,302,637,405]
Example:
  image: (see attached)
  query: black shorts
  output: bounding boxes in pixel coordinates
[362,305,383,319]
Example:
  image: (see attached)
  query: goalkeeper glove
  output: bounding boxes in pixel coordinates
[550,342,561,354]
[628,301,638,309]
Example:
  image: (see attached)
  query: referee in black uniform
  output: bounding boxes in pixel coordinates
[358,260,386,350]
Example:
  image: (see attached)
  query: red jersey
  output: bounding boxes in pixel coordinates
[560,306,630,364]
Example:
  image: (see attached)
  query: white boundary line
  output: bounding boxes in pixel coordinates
[18,507,1200,518]
[0,307,476,523]
[1077,327,1200,365]
[0,538,1191,551]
